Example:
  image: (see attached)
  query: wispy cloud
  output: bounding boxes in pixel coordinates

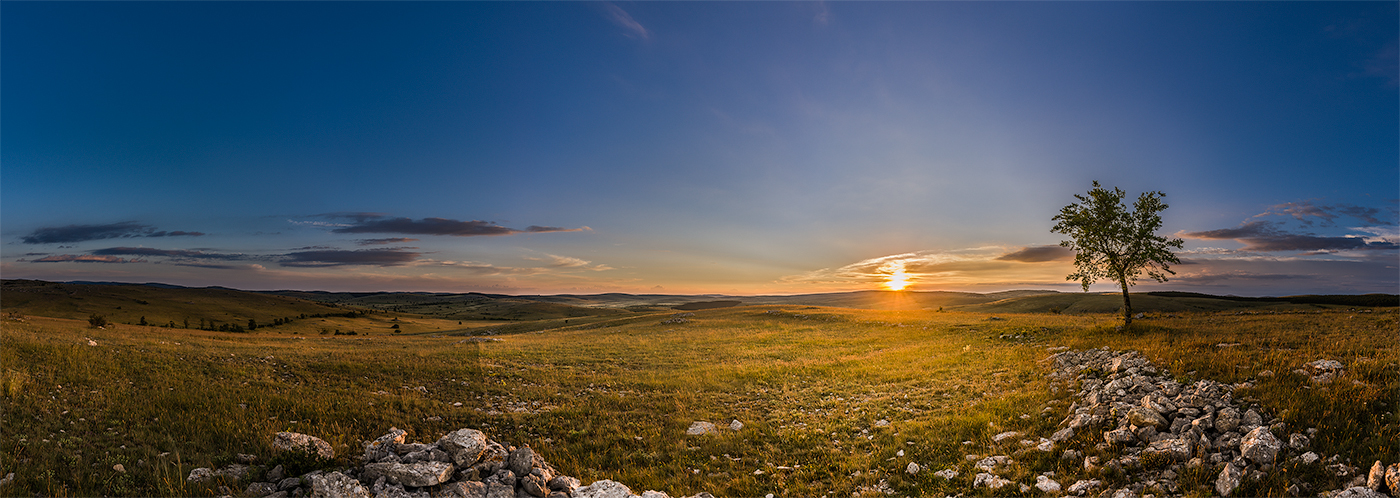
[782,246,1072,288]
[1256,200,1394,226]
[32,254,132,263]
[357,238,420,246]
[523,253,614,271]
[1180,220,1396,253]
[328,216,588,237]
[603,3,649,41]
[812,1,832,27]
[91,247,246,260]
[994,245,1074,263]
[280,248,421,267]
[21,221,205,244]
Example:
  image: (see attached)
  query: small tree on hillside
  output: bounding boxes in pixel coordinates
[1052,181,1183,327]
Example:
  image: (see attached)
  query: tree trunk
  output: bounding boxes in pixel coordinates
[1120,279,1133,327]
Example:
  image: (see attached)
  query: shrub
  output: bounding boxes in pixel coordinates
[88,314,108,328]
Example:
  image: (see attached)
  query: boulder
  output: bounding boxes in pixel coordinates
[437,429,489,467]
[277,477,302,491]
[1143,437,1192,461]
[307,471,370,498]
[1387,463,1400,496]
[506,446,552,481]
[1216,462,1242,497]
[1240,427,1281,464]
[547,475,580,493]
[435,481,487,498]
[1334,487,1388,498]
[188,468,218,483]
[1215,407,1241,433]
[1142,393,1177,415]
[1051,427,1075,442]
[1125,405,1167,429]
[1304,359,1345,383]
[573,480,634,498]
[1104,428,1136,444]
[273,432,335,460]
[1367,461,1385,492]
[362,461,455,488]
[243,482,279,497]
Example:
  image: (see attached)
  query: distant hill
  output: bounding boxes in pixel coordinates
[949,291,1398,314]
[260,290,631,321]
[1,279,357,328]
[3,280,1392,328]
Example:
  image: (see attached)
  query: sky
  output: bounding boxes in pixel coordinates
[2,1,1397,297]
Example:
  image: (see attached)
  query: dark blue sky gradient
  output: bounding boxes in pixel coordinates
[3,2,1395,294]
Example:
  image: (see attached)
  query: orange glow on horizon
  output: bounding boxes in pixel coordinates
[883,261,911,291]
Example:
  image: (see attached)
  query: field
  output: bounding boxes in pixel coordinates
[0,282,1396,497]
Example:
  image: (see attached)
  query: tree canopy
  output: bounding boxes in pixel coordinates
[1051,181,1183,326]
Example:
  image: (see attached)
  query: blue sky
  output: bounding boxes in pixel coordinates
[3,2,1396,296]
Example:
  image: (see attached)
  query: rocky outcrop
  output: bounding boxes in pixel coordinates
[1045,348,1392,497]
[187,429,710,498]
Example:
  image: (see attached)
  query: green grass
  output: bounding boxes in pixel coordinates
[1,304,1395,497]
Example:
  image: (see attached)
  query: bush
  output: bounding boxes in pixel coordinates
[88,314,108,328]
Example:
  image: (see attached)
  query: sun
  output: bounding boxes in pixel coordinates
[883,261,911,291]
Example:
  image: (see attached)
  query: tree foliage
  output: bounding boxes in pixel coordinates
[1052,181,1183,326]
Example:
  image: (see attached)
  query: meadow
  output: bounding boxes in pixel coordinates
[0,287,1396,497]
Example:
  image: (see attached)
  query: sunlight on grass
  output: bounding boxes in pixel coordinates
[1,306,1394,496]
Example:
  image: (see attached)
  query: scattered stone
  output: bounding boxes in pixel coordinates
[905,462,920,475]
[933,469,957,479]
[1067,479,1101,495]
[1036,475,1062,493]
[243,482,277,497]
[992,431,1021,443]
[113,464,126,473]
[272,432,335,460]
[1289,433,1310,451]
[1386,464,1400,496]
[685,422,718,436]
[1304,360,1346,383]
[973,473,1011,489]
[975,455,1012,471]
[1300,452,1320,465]
[1051,427,1075,442]
[728,420,743,431]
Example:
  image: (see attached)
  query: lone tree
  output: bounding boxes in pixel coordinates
[1051,181,1183,326]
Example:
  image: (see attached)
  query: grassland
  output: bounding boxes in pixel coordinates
[0,285,1396,497]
